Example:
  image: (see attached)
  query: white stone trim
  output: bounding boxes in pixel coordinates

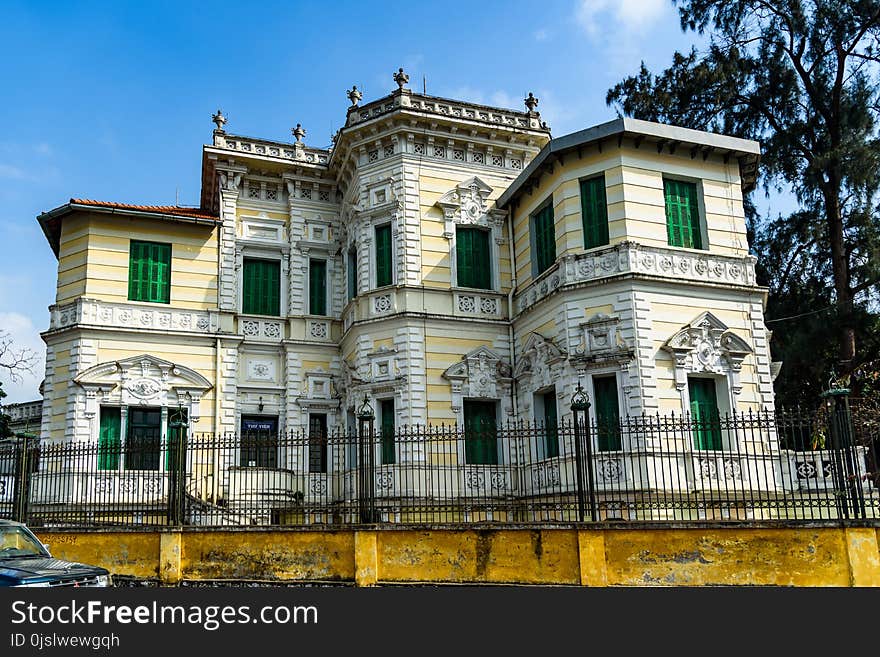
[74,354,211,426]
[662,311,753,412]
[49,298,215,335]
[517,241,758,315]
[442,346,513,423]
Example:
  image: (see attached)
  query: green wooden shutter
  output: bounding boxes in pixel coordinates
[128,241,170,303]
[472,228,490,289]
[456,227,491,290]
[267,259,280,315]
[580,175,609,249]
[380,399,396,465]
[149,243,160,301]
[347,249,357,300]
[242,259,255,314]
[155,243,170,303]
[594,375,621,451]
[542,392,559,458]
[128,242,141,300]
[309,259,327,315]
[457,227,473,287]
[375,224,392,287]
[689,378,722,450]
[98,407,121,471]
[464,401,498,465]
[664,179,703,249]
[243,259,280,316]
[128,241,151,301]
[533,203,556,275]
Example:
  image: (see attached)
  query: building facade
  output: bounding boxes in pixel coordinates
[36,70,772,468]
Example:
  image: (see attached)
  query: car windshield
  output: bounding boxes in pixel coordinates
[0,526,46,558]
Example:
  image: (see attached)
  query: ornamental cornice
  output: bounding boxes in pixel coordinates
[210,135,330,166]
[354,199,402,221]
[515,242,759,315]
[48,298,215,335]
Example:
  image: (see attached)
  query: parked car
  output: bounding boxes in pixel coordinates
[0,520,112,587]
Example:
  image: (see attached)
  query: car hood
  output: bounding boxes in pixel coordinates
[0,557,108,583]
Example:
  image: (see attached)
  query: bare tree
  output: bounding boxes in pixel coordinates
[0,330,38,384]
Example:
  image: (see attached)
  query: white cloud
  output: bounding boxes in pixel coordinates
[576,0,668,36]
[0,312,45,404]
[571,0,679,84]
[489,91,522,111]
[0,164,26,180]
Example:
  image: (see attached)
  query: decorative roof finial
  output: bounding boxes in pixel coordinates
[212,109,227,132]
[292,123,306,143]
[524,92,539,113]
[347,85,363,107]
[393,67,410,90]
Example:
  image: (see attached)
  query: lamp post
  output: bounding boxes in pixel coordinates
[356,395,376,523]
[571,383,597,522]
[820,373,865,519]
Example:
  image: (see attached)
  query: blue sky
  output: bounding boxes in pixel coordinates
[0,0,794,402]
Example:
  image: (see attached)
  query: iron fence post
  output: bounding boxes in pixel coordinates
[357,396,376,523]
[12,434,34,524]
[822,386,865,519]
[571,383,596,522]
[167,407,189,526]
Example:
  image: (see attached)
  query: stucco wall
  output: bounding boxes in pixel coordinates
[36,525,880,587]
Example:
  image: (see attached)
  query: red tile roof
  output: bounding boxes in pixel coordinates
[69,199,219,221]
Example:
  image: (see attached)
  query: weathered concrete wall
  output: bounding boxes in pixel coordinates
[181,530,355,582]
[36,525,880,587]
[39,531,161,580]
[377,529,581,585]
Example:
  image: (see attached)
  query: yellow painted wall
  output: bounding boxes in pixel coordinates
[94,334,218,433]
[37,531,161,580]
[43,337,77,438]
[35,526,880,587]
[640,288,767,411]
[424,324,510,421]
[601,528,851,586]
[377,529,581,584]
[180,530,355,582]
[56,216,90,304]
[56,212,218,310]
[510,140,749,288]
[417,168,514,292]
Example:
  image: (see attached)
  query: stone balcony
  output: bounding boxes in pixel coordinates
[516,241,759,315]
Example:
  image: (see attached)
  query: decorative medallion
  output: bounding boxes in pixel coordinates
[126,377,161,400]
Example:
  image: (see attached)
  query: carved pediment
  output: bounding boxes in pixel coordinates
[436,177,498,237]
[514,333,566,380]
[443,346,512,401]
[662,312,753,373]
[75,354,212,394]
[74,354,212,422]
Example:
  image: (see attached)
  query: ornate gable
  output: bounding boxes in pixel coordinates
[662,312,754,394]
[435,176,502,238]
[514,333,566,389]
[74,354,212,423]
[442,346,512,411]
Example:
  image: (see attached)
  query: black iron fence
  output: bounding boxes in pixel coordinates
[1,405,878,529]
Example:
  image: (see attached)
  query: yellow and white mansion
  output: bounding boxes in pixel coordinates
[36,69,772,459]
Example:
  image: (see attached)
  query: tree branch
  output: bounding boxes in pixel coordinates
[0,332,38,385]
